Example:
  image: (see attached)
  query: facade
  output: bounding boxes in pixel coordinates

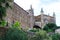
[5,1,56,29]
[5,2,34,29]
[35,8,56,28]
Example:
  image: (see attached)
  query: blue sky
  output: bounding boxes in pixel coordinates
[14,0,60,26]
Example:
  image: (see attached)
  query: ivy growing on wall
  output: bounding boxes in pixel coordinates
[0,0,13,21]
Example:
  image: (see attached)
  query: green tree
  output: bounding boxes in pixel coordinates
[30,29,52,40]
[1,22,28,40]
[51,33,60,40]
[12,21,21,30]
[0,0,13,20]
[29,28,39,32]
[3,28,28,40]
[0,21,28,40]
[0,20,7,27]
[43,23,57,32]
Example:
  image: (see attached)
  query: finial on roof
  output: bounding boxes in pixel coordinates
[30,5,32,9]
[41,8,44,13]
[53,12,55,17]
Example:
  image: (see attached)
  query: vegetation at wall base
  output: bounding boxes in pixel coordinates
[3,28,28,40]
[0,23,28,40]
[43,23,57,32]
[51,33,60,40]
[0,20,7,27]
[29,29,52,40]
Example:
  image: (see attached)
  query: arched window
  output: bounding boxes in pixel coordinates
[44,18,48,24]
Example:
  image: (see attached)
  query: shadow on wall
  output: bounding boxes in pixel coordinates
[33,25,41,29]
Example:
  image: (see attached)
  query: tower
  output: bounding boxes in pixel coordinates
[30,5,34,16]
[30,5,34,28]
[41,8,44,13]
[53,12,56,23]
[40,8,44,28]
[53,12,55,17]
[48,13,50,23]
[27,5,34,29]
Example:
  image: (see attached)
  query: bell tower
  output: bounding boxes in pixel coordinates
[40,8,44,28]
[53,12,56,23]
[41,8,44,14]
[30,5,34,16]
[26,5,34,29]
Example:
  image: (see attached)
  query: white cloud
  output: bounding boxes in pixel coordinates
[42,2,60,26]
[44,2,60,13]
[14,0,40,10]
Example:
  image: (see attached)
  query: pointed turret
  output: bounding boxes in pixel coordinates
[40,8,44,28]
[26,5,34,28]
[53,12,55,17]
[41,8,44,13]
[53,12,56,23]
[30,5,33,10]
[30,5,34,15]
[30,5,33,12]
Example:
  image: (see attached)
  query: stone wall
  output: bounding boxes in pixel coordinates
[12,3,29,29]
[5,2,31,29]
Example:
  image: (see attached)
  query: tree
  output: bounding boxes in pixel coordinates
[51,33,60,40]
[0,20,7,27]
[1,21,28,40]
[3,28,28,40]
[0,21,28,40]
[0,0,13,20]
[43,23,57,32]
[30,29,52,40]
[12,21,21,29]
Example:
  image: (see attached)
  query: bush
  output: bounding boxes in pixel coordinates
[3,28,28,40]
[12,21,22,30]
[43,23,57,32]
[0,21,28,40]
[51,33,60,40]
[29,28,39,32]
[30,29,52,40]
[0,20,7,27]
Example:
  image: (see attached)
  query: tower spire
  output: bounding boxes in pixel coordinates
[53,12,56,23]
[41,8,44,13]
[53,12,55,17]
[40,8,44,28]
[30,5,33,10]
[30,5,34,14]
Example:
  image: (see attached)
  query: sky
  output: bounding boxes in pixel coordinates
[14,0,60,26]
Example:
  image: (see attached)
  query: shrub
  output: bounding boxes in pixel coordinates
[43,23,57,32]
[12,21,21,30]
[51,33,60,40]
[0,21,28,40]
[30,29,52,40]
[29,28,39,32]
[3,28,28,40]
[0,20,7,27]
